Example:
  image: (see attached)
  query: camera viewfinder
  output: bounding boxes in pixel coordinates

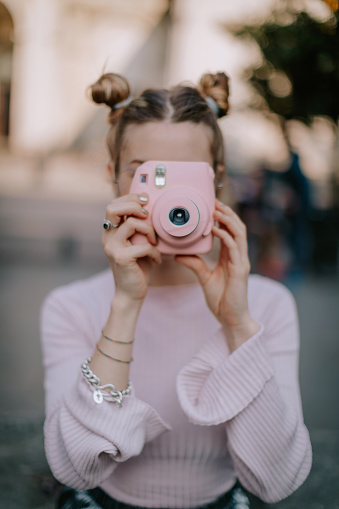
[155,164,166,188]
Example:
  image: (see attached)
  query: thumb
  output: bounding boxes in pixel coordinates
[175,255,211,286]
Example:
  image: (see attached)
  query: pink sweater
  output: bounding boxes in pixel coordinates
[41,270,312,508]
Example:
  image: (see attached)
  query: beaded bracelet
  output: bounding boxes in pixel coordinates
[101,329,135,345]
[96,343,133,364]
[81,358,132,407]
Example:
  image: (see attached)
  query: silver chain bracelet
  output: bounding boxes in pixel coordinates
[81,358,132,408]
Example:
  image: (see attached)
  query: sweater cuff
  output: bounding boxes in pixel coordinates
[45,376,172,489]
[176,325,274,425]
[70,376,172,448]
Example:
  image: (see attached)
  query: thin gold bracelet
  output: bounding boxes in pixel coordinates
[96,343,134,364]
[101,329,135,344]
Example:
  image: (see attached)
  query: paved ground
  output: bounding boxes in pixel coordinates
[0,259,339,508]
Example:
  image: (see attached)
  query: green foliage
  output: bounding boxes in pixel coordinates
[235,9,339,123]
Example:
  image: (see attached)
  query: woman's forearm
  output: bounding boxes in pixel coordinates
[89,293,143,391]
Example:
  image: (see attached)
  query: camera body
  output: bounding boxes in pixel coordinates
[129,161,215,255]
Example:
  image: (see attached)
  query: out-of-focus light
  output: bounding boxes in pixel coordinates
[222,109,290,172]
[316,52,336,73]
[254,61,274,80]
[322,0,339,12]
[287,117,336,180]
[306,0,337,21]
[268,71,292,98]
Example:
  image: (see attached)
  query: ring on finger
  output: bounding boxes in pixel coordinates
[103,220,119,231]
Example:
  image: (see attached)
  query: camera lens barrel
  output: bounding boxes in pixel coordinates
[169,207,190,226]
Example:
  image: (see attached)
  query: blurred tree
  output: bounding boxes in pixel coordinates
[228,1,339,276]
[232,0,339,125]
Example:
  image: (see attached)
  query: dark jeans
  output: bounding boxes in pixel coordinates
[56,482,251,509]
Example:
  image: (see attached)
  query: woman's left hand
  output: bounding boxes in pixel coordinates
[176,200,260,352]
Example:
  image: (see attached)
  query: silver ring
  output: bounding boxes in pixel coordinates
[103,220,119,231]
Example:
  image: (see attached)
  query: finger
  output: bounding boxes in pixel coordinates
[105,194,149,225]
[125,243,162,265]
[215,201,247,232]
[116,217,157,246]
[212,225,241,266]
[175,255,212,286]
[214,209,245,240]
[114,193,149,206]
[105,203,148,226]
[213,209,247,253]
[214,205,246,235]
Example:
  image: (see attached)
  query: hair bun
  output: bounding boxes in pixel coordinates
[90,73,130,110]
[199,72,230,118]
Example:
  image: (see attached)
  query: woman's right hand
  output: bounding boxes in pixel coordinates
[102,193,161,303]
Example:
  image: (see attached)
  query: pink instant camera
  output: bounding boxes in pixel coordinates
[129,161,215,255]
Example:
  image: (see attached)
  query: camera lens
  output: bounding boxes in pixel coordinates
[169,207,190,226]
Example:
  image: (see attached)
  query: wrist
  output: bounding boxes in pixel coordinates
[103,293,143,344]
[221,316,261,353]
[112,291,144,315]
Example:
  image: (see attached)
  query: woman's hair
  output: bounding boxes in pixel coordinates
[89,72,230,174]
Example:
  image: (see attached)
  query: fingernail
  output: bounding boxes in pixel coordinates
[139,195,148,203]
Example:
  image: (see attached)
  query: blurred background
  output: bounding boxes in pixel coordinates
[0,0,338,507]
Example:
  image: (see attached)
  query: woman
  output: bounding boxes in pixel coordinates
[41,72,312,509]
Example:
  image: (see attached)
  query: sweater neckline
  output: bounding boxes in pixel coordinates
[147,282,201,292]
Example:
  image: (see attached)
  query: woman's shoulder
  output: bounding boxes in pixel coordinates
[42,268,114,314]
[248,273,293,296]
[248,274,299,351]
[248,273,297,314]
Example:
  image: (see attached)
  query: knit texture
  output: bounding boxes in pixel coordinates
[41,270,312,508]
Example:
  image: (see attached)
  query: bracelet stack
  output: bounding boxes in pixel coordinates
[81,358,132,407]
[102,330,135,345]
[96,330,134,364]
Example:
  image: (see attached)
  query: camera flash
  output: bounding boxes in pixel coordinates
[140,175,147,183]
[155,164,166,188]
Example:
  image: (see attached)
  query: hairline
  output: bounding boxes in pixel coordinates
[115,119,217,174]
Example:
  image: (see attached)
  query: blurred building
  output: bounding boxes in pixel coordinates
[0,0,277,156]
[0,0,174,263]
[0,0,170,154]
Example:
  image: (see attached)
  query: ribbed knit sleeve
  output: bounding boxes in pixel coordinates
[41,287,171,490]
[176,281,312,503]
